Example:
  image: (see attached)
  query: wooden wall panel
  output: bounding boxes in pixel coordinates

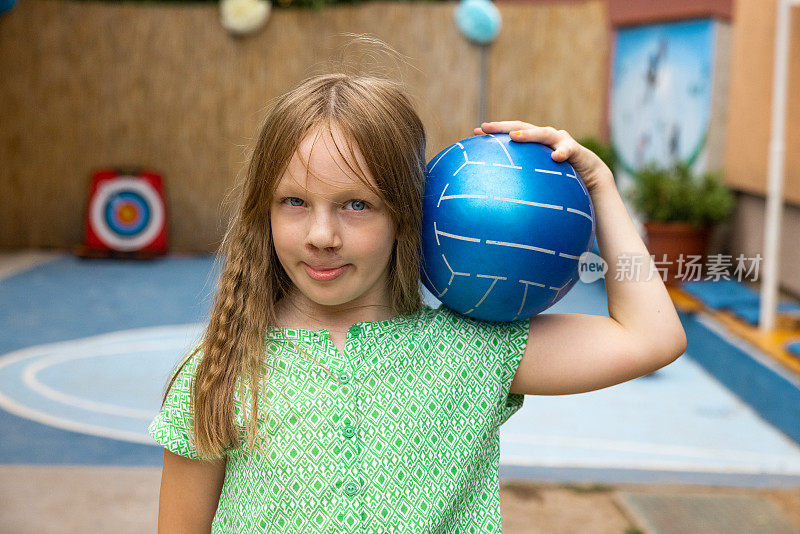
[723,0,800,205]
[608,0,732,26]
[490,0,608,138]
[0,0,607,251]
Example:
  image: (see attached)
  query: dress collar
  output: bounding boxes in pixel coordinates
[265,304,430,341]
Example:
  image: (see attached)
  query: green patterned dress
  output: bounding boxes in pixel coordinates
[149,304,529,533]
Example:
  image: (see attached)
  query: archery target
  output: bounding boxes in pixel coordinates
[89,177,165,251]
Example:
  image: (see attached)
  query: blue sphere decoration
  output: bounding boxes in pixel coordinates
[454,0,501,45]
[421,134,596,322]
[0,0,17,14]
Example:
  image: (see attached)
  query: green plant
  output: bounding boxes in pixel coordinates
[577,136,617,177]
[625,161,735,226]
[560,482,614,494]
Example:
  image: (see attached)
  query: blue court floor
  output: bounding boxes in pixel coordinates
[1,251,800,487]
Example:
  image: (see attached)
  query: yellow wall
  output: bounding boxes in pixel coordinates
[723,0,800,204]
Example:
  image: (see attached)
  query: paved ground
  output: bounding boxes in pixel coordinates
[1,250,800,532]
[1,466,798,534]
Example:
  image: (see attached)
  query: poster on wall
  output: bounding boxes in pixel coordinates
[610,18,717,183]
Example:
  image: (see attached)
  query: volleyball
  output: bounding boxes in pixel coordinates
[420,133,596,321]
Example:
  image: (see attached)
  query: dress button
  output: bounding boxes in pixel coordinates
[342,424,355,439]
[343,481,360,497]
[338,370,350,383]
[351,325,361,336]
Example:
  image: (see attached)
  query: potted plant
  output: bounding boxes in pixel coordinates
[625,161,735,284]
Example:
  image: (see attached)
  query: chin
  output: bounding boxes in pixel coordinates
[295,281,359,307]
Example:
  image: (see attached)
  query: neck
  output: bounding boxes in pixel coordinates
[275,291,396,334]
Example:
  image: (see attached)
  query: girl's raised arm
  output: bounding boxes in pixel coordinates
[157,449,227,533]
[474,122,688,396]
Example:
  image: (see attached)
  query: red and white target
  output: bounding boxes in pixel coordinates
[84,169,168,254]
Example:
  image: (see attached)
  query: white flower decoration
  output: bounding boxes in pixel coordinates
[220,0,272,37]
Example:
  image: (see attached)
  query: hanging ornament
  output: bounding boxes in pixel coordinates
[454,0,501,45]
[220,0,272,37]
[0,0,17,15]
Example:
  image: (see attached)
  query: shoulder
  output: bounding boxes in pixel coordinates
[427,303,527,334]
[150,343,206,459]
[165,343,205,395]
[415,304,529,348]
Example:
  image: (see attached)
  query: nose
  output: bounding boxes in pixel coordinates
[305,209,342,251]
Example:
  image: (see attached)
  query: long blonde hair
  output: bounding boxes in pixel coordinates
[163,73,427,458]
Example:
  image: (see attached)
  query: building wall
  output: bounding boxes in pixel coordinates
[729,193,800,296]
[608,0,800,294]
[724,0,800,204]
[723,0,800,295]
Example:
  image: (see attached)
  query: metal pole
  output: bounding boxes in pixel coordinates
[759,0,794,332]
[478,44,489,126]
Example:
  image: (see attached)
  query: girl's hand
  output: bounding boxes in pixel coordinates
[473,121,615,194]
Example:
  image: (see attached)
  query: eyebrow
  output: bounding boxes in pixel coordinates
[275,184,379,200]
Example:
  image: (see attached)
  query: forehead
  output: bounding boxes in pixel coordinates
[276,126,378,195]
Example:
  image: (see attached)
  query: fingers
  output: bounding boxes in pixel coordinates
[473,121,536,140]
[473,122,578,162]
[478,121,536,134]
[510,126,578,161]
[508,125,560,145]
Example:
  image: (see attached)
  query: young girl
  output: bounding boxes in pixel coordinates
[150,73,686,533]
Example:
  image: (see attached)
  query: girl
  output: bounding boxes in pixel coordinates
[150,73,686,533]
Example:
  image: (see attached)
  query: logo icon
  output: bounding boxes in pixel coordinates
[579,251,607,283]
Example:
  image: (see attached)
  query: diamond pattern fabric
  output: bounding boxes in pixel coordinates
[149,304,529,533]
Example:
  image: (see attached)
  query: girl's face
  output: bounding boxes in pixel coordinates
[270,127,397,319]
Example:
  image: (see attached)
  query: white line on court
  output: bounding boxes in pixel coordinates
[0,324,205,445]
[21,341,186,420]
[0,389,156,445]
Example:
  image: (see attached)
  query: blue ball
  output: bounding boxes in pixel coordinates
[421,134,596,321]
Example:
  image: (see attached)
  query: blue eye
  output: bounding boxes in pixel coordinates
[347,200,367,211]
[282,197,367,211]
